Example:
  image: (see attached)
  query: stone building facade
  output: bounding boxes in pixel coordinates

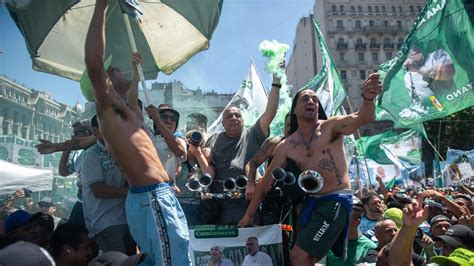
[0,75,82,142]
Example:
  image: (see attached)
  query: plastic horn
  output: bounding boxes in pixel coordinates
[223,177,237,192]
[235,175,248,189]
[198,173,213,188]
[283,172,296,186]
[298,170,324,194]
[271,167,286,182]
[186,177,202,192]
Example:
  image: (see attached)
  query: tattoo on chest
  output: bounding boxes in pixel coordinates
[318,148,343,185]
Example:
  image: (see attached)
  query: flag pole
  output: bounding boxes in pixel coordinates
[123,14,151,106]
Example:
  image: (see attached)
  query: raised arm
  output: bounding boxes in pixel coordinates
[128,52,144,121]
[423,189,469,218]
[146,105,186,158]
[389,194,428,265]
[259,74,282,136]
[329,73,381,137]
[189,146,215,178]
[244,136,282,200]
[36,136,96,154]
[85,0,116,109]
[238,140,288,227]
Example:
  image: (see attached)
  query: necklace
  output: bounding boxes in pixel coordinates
[298,124,317,157]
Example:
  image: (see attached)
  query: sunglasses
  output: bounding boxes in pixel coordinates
[160,114,178,122]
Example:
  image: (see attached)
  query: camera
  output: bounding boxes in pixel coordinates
[190,131,202,147]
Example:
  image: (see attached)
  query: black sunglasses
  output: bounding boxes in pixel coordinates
[160,114,178,122]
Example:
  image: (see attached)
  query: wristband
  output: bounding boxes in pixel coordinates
[361,93,374,101]
[272,83,282,88]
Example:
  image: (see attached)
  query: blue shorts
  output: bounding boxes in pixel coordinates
[126,183,191,266]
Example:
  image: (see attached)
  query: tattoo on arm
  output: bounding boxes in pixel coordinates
[64,139,80,151]
[318,148,343,185]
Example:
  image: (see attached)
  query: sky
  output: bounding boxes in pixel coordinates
[0,0,314,107]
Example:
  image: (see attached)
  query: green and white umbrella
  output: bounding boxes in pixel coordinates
[7,0,223,81]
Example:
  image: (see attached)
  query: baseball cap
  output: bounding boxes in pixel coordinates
[38,197,55,208]
[4,210,33,233]
[80,55,113,102]
[433,224,474,248]
[430,247,474,265]
[0,241,54,266]
[88,251,143,266]
[429,215,452,226]
[427,200,444,211]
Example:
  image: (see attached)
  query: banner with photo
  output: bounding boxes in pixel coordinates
[189,224,284,266]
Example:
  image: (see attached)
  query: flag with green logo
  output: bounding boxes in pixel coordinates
[378,0,474,128]
[303,20,347,116]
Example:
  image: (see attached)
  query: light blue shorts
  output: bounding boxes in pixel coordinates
[126,183,191,266]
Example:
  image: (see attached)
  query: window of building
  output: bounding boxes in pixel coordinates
[337,20,344,28]
[341,70,347,80]
[358,6,362,12]
[339,52,345,61]
[332,5,337,12]
[369,20,374,26]
[368,6,372,13]
[392,6,396,13]
[399,6,403,13]
[386,52,392,59]
[384,20,389,26]
[384,38,391,44]
[417,6,421,12]
[397,20,402,28]
[356,38,363,44]
[409,6,414,12]
[360,70,366,80]
[351,6,355,12]
[358,52,365,61]
[382,6,386,13]
[372,52,379,62]
[340,5,344,12]
[338,37,344,44]
[398,38,404,44]
[375,6,379,13]
[355,20,361,28]
[370,38,377,44]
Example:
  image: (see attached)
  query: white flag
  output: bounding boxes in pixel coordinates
[207,60,268,135]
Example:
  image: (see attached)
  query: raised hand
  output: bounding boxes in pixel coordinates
[35,139,57,154]
[361,73,382,101]
[402,193,428,228]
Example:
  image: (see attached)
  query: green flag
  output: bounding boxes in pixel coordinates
[303,20,347,116]
[379,0,474,128]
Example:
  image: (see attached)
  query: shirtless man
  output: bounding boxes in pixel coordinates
[85,1,190,265]
[238,73,381,265]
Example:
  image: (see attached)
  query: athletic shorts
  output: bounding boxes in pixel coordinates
[126,183,191,266]
[296,199,349,261]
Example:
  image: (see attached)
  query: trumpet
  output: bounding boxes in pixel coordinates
[235,175,248,189]
[298,170,324,194]
[223,177,237,192]
[198,173,213,188]
[186,176,202,192]
[272,167,296,186]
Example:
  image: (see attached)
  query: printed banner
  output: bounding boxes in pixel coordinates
[190,224,284,266]
[0,135,60,169]
[378,0,474,127]
[0,160,53,195]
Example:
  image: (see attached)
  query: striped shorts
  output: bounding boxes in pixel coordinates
[126,183,191,266]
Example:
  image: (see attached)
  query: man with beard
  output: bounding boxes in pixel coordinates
[239,73,382,265]
[360,192,386,240]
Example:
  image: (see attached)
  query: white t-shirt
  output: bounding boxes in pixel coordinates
[242,251,273,266]
[152,135,186,181]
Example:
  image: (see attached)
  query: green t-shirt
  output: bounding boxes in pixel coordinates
[326,234,377,266]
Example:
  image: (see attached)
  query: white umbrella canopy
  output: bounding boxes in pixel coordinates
[6,0,223,81]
